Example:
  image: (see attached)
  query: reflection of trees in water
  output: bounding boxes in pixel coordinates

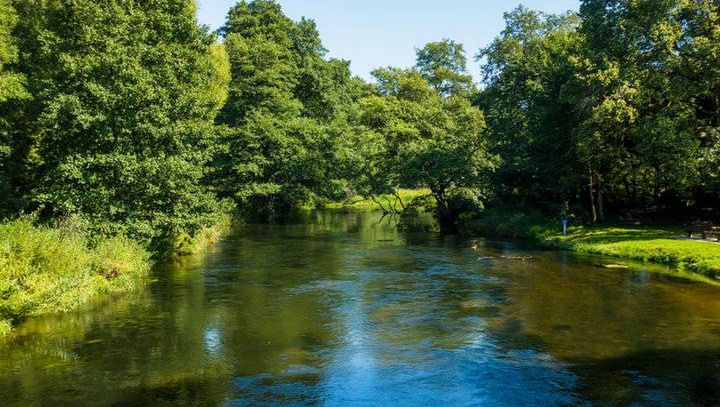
[358,243,504,354]
[487,254,720,405]
[0,252,232,406]
[3,210,720,405]
[570,348,720,405]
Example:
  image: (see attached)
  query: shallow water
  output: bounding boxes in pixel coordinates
[1,210,719,406]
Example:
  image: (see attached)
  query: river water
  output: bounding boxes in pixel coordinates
[1,210,719,406]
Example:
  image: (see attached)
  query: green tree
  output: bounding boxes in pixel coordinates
[578,0,717,211]
[10,0,231,253]
[0,0,28,216]
[479,2,720,220]
[216,0,358,215]
[478,7,585,210]
[356,67,496,230]
[416,39,474,97]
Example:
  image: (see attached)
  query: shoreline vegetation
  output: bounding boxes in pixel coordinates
[0,218,148,337]
[466,208,720,280]
[0,216,232,337]
[326,193,720,281]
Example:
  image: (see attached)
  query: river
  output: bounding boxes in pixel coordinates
[1,210,719,406]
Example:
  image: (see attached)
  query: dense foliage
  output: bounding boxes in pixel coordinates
[479,1,720,222]
[2,0,232,254]
[0,0,27,216]
[353,65,495,228]
[1,0,719,248]
[213,0,364,216]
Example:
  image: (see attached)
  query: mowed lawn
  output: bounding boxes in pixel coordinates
[547,226,720,279]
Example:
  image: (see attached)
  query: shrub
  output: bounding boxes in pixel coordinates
[0,217,150,335]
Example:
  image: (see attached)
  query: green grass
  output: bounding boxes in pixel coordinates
[548,227,720,279]
[320,189,431,211]
[0,217,151,336]
[468,207,720,280]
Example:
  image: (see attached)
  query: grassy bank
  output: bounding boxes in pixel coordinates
[0,216,236,337]
[0,218,152,337]
[466,207,720,280]
[319,189,431,211]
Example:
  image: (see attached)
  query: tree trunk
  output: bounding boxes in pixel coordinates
[589,171,597,223]
[596,172,604,221]
[432,187,457,234]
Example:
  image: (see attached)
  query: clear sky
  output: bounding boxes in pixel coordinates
[196,0,579,82]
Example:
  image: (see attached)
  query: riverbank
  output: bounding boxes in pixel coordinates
[466,208,720,280]
[0,216,233,337]
[318,189,431,211]
[0,218,151,336]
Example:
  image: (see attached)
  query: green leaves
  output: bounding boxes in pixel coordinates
[480,1,720,215]
[416,40,474,97]
[4,0,231,251]
[0,0,28,217]
[216,0,359,215]
[479,7,583,204]
[356,63,495,228]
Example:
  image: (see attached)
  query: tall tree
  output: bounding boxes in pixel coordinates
[356,66,496,230]
[10,0,231,252]
[415,39,474,97]
[478,7,585,210]
[216,0,358,215]
[0,0,28,216]
[578,0,718,210]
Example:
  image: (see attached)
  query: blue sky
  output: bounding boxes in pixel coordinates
[196,1,579,82]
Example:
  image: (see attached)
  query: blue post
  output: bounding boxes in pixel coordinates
[562,219,569,236]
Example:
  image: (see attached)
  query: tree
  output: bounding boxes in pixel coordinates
[578,0,717,211]
[478,7,585,210]
[478,2,720,220]
[356,66,496,230]
[0,0,28,216]
[9,0,231,253]
[216,0,359,215]
[416,39,474,97]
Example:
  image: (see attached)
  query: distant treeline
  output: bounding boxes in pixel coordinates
[1,0,719,249]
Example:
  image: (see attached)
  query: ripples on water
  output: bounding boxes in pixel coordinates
[1,210,719,406]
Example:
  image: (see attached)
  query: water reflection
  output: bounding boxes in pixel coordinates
[0,210,719,406]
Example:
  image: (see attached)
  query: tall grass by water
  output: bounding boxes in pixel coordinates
[0,217,151,336]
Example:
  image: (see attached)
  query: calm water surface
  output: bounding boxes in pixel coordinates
[1,210,720,406]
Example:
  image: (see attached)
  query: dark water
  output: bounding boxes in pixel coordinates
[1,210,720,406]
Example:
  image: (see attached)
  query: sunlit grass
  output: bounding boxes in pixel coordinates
[320,189,431,211]
[547,227,720,279]
[0,217,151,336]
[470,208,720,280]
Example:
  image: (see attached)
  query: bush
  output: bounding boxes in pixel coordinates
[0,217,151,335]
